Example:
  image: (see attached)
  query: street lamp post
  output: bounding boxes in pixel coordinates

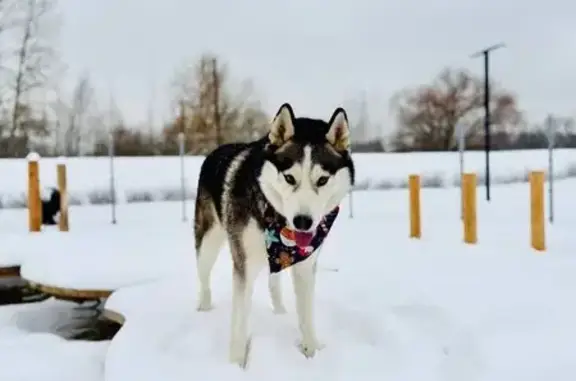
[471,43,505,202]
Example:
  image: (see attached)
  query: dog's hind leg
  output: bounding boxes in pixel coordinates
[228,220,266,368]
[268,274,286,314]
[291,251,323,358]
[196,224,225,311]
[195,189,225,311]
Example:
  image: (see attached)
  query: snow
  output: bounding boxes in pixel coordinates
[19,228,193,290]
[1,160,576,380]
[26,152,40,162]
[0,233,55,267]
[0,149,575,207]
[0,300,109,381]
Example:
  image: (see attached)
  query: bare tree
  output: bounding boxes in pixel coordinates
[91,93,128,155]
[62,73,95,155]
[0,0,19,70]
[50,73,97,156]
[390,67,522,151]
[343,91,385,152]
[0,0,20,133]
[166,53,269,154]
[528,114,576,149]
[6,0,58,148]
[345,91,370,144]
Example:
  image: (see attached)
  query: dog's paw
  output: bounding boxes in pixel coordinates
[196,297,213,311]
[196,291,212,311]
[196,299,213,311]
[297,339,325,358]
[229,337,252,369]
[196,303,213,312]
[272,305,287,314]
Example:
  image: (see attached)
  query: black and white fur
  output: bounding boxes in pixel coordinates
[194,103,355,367]
[42,188,61,225]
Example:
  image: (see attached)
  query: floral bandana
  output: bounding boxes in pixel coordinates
[264,206,340,273]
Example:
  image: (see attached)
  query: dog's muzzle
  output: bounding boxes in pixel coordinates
[291,215,315,246]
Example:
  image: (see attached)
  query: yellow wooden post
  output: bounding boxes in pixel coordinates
[27,152,42,232]
[529,171,545,251]
[460,178,465,220]
[409,174,421,238]
[462,173,477,244]
[57,159,69,232]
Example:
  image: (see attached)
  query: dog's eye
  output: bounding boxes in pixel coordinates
[316,176,329,187]
[283,174,296,185]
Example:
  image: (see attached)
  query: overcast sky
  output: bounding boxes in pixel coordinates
[58,0,576,136]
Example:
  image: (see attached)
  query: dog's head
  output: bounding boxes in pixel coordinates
[259,103,355,237]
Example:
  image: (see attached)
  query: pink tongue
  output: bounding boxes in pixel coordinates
[294,231,314,247]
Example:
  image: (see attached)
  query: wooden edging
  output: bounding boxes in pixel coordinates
[0,266,21,278]
[16,278,126,327]
[25,280,113,302]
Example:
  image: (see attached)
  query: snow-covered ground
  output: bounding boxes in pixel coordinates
[1,149,575,208]
[1,177,575,381]
[0,299,109,381]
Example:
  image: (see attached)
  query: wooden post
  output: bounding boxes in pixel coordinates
[27,152,42,232]
[529,171,545,251]
[57,158,69,232]
[409,174,421,238]
[462,173,477,244]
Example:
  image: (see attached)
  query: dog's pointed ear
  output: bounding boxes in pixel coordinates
[268,103,295,146]
[326,107,350,152]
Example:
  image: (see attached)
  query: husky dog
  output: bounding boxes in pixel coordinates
[194,103,355,367]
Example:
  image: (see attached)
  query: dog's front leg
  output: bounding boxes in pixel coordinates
[291,252,323,358]
[268,274,286,314]
[228,222,266,368]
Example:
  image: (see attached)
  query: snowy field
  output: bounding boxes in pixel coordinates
[1,176,576,381]
[0,148,575,208]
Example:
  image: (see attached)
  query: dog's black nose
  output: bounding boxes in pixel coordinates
[293,215,313,231]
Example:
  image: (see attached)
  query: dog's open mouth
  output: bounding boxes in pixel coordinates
[294,231,314,247]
